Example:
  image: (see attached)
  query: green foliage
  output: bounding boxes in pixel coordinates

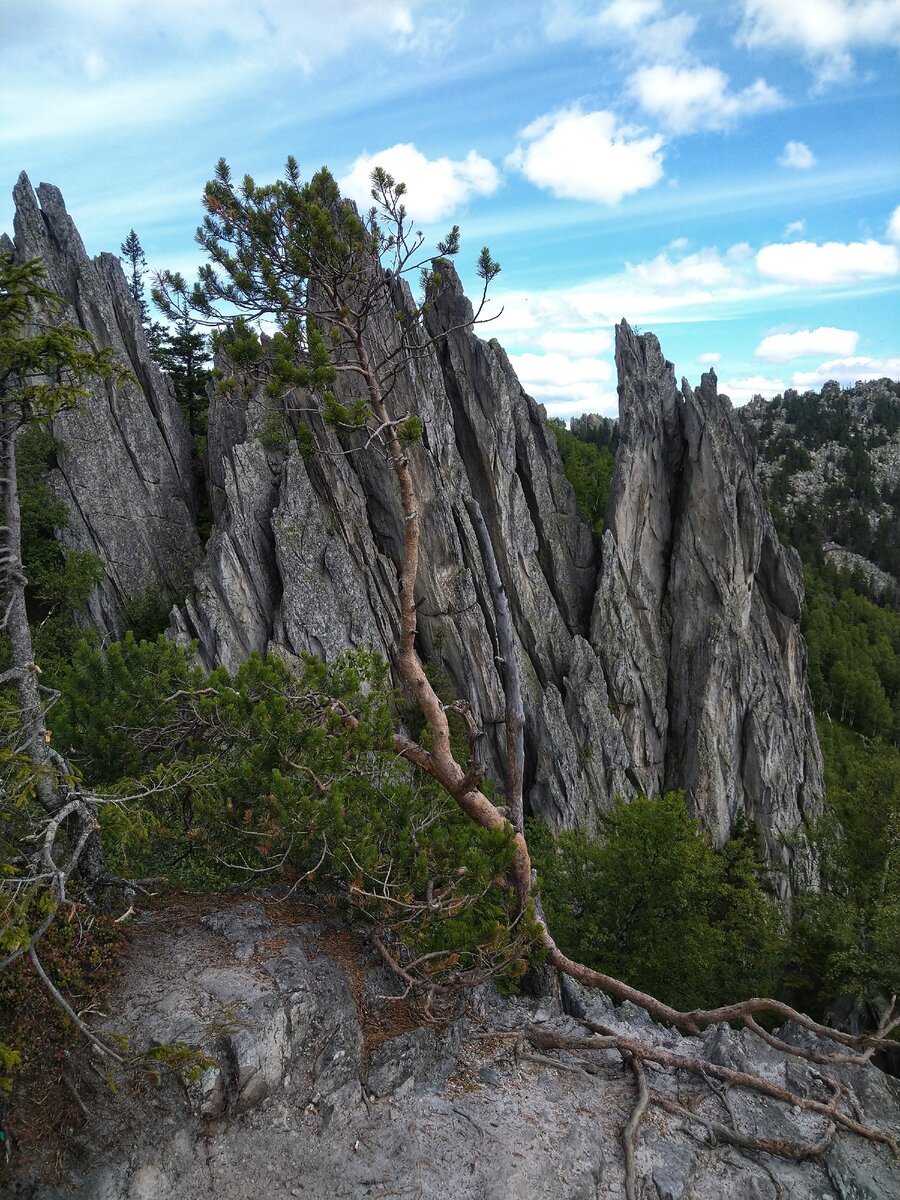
[130,1041,217,1087]
[149,315,211,439]
[788,722,900,1014]
[750,378,900,581]
[120,229,149,323]
[257,410,290,451]
[530,795,785,1010]
[803,564,900,742]
[50,639,536,986]
[549,420,616,533]
[1,253,124,425]
[0,1042,20,1094]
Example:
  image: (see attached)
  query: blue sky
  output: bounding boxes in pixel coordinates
[2,0,899,420]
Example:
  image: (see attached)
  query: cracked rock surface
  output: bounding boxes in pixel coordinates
[6,177,823,872]
[16,899,900,1200]
[3,173,201,637]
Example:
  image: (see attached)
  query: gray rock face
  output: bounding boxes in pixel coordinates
[174,286,820,870]
[4,173,201,636]
[9,175,822,873]
[594,326,823,875]
[17,900,900,1200]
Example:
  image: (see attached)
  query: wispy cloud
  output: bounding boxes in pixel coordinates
[738,0,900,87]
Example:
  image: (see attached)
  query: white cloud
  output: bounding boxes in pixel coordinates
[756,238,900,284]
[779,140,816,169]
[507,106,664,205]
[784,219,806,237]
[887,205,900,243]
[629,64,784,134]
[738,0,900,86]
[755,326,859,362]
[510,351,618,418]
[792,355,900,389]
[719,374,786,405]
[338,144,500,223]
[697,351,722,364]
[625,246,744,293]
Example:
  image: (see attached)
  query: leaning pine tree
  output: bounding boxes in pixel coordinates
[154,159,899,1189]
[0,159,836,1186]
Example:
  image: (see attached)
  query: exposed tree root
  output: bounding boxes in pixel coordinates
[520,1017,900,1176]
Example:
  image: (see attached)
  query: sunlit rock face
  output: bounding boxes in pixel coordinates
[6,176,822,879]
[594,324,823,881]
[4,173,202,637]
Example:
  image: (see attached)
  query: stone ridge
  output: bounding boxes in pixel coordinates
[4,172,202,636]
[6,177,823,875]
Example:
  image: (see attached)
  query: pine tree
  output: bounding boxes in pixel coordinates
[120,229,148,324]
[151,315,210,437]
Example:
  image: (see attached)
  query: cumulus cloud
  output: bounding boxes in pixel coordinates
[784,219,806,238]
[756,239,900,285]
[629,64,784,134]
[755,326,859,362]
[738,0,900,86]
[339,144,500,223]
[779,140,816,169]
[509,351,617,417]
[792,355,900,389]
[887,204,900,243]
[697,351,722,364]
[507,106,664,205]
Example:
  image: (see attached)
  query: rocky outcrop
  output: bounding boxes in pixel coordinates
[594,328,823,874]
[3,173,201,637]
[15,898,900,1200]
[7,176,823,873]
[170,287,820,873]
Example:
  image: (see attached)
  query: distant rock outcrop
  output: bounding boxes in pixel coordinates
[5,178,823,879]
[594,327,823,873]
[3,173,201,637]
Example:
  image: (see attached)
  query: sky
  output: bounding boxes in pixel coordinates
[2,0,899,421]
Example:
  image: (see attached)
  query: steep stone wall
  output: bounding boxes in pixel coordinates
[6,177,823,878]
[594,326,823,876]
[3,173,202,637]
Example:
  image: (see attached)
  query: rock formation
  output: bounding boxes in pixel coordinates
[593,328,823,873]
[16,897,899,1200]
[2,173,202,637]
[4,178,823,878]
